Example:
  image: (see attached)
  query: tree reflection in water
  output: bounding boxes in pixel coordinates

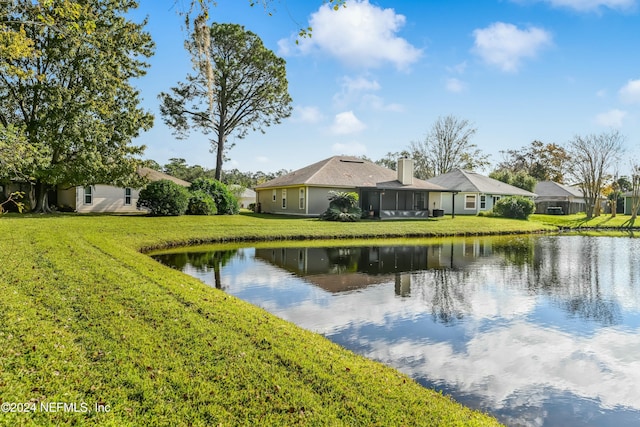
[152,236,628,326]
[151,235,640,427]
[152,249,238,289]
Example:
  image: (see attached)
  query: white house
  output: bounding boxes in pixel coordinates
[57,167,190,213]
[229,185,257,209]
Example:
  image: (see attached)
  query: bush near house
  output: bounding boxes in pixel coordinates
[137,179,190,216]
[320,191,363,222]
[187,190,217,215]
[493,196,536,220]
[190,178,239,215]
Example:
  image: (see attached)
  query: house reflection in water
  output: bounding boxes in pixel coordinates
[254,240,500,296]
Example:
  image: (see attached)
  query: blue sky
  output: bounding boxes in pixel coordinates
[130,0,640,176]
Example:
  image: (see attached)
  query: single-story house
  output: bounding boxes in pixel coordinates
[424,169,536,215]
[254,156,450,219]
[229,185,256,209]
[57,167,190,213]
[533,181,586,215]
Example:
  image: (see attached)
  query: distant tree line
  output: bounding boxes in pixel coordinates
[142,158,290,189]
[371,114,637,219]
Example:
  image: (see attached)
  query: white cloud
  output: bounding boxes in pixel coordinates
[595,109,628,127]
[361,94,405,112]
[330,111,366,135]
[288,0,422,70]
[292,105,324,123]
[331,141,368,156]
[333,75,404,111]
[447,61,468,75]
[596,89,607,98]
[472,22,552,72]
[512,0,637,12]
[619,79,640,104]
[334,75,381,106]
[445,77,467,93]
[341,75,381,93]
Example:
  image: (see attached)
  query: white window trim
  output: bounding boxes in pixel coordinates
[282,189,287,209]
[83,186,93,205]
[464,194,476,210]
[124,187,132,206]
[480,195,486,209]
[299,188,305,210]
[272,189,277,203]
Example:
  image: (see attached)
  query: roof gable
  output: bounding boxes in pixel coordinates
[255,156,446,191]
[137,167,190,187]
[534,181,583,198]
[426,169,536,196]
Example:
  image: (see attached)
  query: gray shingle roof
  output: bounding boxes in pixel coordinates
[425,169,536,196]
[254,156,447,191]
[534,181,583,198]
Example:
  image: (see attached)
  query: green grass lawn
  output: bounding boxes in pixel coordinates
[0,211,620,426]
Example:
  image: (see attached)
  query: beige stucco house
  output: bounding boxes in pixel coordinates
[254,156,449,219]
[57,167,190,213]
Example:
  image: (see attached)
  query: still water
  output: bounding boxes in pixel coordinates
[151,235,640,427]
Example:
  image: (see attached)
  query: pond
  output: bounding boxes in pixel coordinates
[151,235,640,427]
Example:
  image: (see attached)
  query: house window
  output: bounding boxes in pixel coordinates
[480,195,486,209]
[492,196,501,206]
[272,189,277,203]
[84,186,93,205]
[299,188,305,210]
[124,188,132,205]
[465,194,476,210]
[282,189,287,209]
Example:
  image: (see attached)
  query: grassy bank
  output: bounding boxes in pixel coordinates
[0,213,558,426]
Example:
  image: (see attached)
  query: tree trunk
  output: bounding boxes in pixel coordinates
[32,181,53,213]
[214,128,225,181]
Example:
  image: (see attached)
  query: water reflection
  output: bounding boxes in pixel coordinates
[151,236,640,427]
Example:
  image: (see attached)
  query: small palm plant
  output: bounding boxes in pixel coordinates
[320,191,362,222]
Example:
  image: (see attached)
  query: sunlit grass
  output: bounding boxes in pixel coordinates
[4,210,633,425]
[0,213,515,426]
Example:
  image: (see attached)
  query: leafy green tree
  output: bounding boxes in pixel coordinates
[163,158,213,182]
[137,180,190,216]
[374,151,410,171]
[140,159,163,172]
[489,169,537,192]
[409,115,489,179]
[0,0,153,212]
[190,177,239,215]
[497,140,570,183]
[159,23,292,181]
[0,124,38,181]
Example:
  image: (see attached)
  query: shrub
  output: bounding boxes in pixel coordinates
[137,180,190,216]
[493,196,535,220]
[187,190,217,215]
[190,178,239,215]
[320,191,362,222]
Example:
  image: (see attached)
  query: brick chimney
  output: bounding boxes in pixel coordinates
[397,158,414,185]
